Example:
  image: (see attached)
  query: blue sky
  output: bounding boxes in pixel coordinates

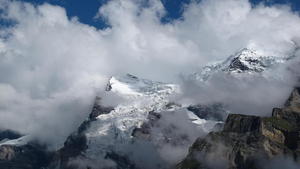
[16,0,300,29]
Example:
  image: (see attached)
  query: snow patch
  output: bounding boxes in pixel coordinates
[0,135,30,147]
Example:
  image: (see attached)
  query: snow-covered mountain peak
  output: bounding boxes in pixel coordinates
[226,48,284,73]
[84,74,182,159]
[191,47,294,82]
[106,74,179,97]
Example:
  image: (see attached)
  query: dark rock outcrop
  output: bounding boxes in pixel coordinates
[0,142,53,169]
[187,103,228,121]
[226,48,275,73]
[89,96,114,120]
[177,87,300,169]
[229,57,252,72]
[223,114,261,133]
[0,129,54,169]
[132,111,161,140]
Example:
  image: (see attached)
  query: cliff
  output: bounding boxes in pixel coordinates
[177,88,300,169]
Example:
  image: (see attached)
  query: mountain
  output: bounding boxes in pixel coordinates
[190,48,296,82]
[57,47,297,169]
[51,74,221,169]
[83,74,180,162]
[0,47,299,169]
[177,87,300,169]
[0,131,53,169]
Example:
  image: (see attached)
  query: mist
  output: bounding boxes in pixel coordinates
[0,0,300,148]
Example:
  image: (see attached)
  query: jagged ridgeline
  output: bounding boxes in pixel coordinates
[177,88,300,169]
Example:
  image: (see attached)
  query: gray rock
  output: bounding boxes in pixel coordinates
[187,103,228,121]
[0,143,53,169]
[177,87,300,169]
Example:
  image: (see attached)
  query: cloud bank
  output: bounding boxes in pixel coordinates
[0,0,300,147]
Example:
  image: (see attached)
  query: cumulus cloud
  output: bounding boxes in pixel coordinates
[0,0,110,147]
[0,0,300,148]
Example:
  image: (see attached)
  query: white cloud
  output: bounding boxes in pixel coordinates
[0,0,299,148]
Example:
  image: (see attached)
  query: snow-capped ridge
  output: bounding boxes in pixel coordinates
[0,135,30,147]
[226,48,285,73]
[191,48,297,82]
[106,73,179,97]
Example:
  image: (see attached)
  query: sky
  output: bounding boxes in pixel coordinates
[10,0,300,29]
[0,0,300,149]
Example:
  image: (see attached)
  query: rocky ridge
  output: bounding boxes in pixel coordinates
[0,133,53,169]
[177,87,300,169]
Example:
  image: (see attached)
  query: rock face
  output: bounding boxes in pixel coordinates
[177,88,300,169]
[0,129,53,169]
[187,104,228,121]
[0,143,53,169]
[131,111,161,140]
